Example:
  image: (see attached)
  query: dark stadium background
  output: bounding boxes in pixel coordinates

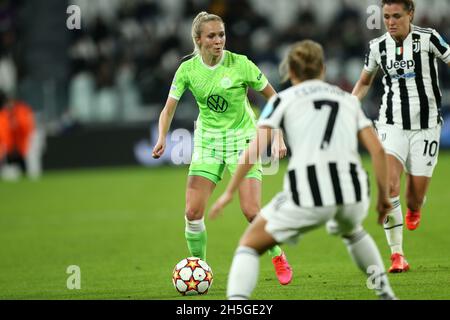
[0,0,449,170]
[1,0,450,301]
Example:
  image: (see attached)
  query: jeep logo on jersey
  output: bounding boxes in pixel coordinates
[207,95,228,113]
[386,59,415,70]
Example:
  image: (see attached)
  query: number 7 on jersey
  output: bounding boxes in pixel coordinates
[314,100,340,150]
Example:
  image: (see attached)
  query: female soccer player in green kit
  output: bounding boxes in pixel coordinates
[152,11,292,285]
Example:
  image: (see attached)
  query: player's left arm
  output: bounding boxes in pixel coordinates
[259,84,287,159]
[209,125,272,219]
[359,126,391,224]
[245,57,288,159]
[260,83,276,100]
[430,29,450,66]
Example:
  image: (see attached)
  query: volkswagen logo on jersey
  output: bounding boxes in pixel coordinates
[207,95,229,113]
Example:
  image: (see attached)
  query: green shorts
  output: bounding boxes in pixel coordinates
[189,136,262,184]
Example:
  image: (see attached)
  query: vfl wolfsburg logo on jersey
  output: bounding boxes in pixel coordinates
[220,77,232,89]
[207,95,228,113]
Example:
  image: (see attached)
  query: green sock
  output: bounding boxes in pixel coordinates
[268,245,282,258]
[185,230,207,261]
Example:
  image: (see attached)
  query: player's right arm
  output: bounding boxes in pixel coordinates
[352,70,376,101]
[352,41,379,101]
[209,94,285,220]
[358,126,391,224]
[152,97,178,159]
[152,62,188,159]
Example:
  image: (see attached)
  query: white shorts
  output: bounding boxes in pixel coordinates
[260,192,370,245]
[375,123,441,177]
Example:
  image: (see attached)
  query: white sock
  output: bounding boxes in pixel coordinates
[185,216,206,234]
[343,229,396,299]
[227,246,259,300]
[383,196,404,255]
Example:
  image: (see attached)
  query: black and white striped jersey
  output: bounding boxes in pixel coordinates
[258,80,371,208]
[364,25,450,130]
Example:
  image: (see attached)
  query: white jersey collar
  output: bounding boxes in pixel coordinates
[387,24,414,44]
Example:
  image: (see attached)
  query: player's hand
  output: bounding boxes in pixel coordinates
[209,191,233,220]
[271,137,288,160]
[376,196,392,225]
[152,139,165,159]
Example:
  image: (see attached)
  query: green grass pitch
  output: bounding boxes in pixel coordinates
[1,152,450,300]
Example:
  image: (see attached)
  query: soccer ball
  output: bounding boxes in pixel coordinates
[172,257,213,296]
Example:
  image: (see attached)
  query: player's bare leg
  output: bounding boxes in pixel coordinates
[405,174,430,231]
[185,176,216,261]
[239,214,277,253]
[387,154,403,198]
[384,155,409,273]
[238,178,261,222]
[239,178,292,285]
[227,215,278,299]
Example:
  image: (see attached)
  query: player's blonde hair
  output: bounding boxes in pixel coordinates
[280,40,324,83]
[191,11,224,56]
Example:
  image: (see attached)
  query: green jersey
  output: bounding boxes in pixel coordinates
[169,50,268,135]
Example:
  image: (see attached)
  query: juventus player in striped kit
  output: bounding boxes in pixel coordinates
[209,40,397,300]
[353,0,450,273]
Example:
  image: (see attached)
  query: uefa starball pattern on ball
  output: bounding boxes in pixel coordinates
[172,257,213,295]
